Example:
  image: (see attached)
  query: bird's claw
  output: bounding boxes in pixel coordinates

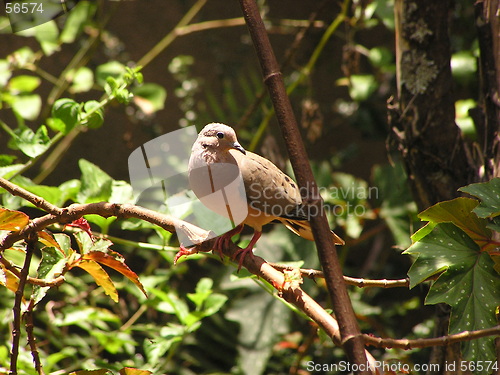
[173,244,199,265]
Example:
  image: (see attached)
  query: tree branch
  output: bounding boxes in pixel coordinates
[364,325,500,349]
[237,1,370,373]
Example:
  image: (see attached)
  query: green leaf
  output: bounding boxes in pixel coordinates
[96,61,127,87]
[374,163,417,248]
[77,159,113,203]
[368,47,393,69]
[13,125,50,158]
[455,99,476,139]
[0,59,12,87]
[12,175,63,206]
[459,178,500,218]
[451,51,477,84]
[67,67,94,93]
[133,83,167,114]
[51,98,80,134]
[82,100,104,129]
[8,75,41,93]
[348,74,378,101]
[11,94,42,120]
[33,247,67,305]
[60,1,96,44]
[404,223,480,287]
[404,222,500,370]
[32,20,60,56]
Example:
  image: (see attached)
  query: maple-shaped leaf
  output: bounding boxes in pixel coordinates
[76,259,118,302]
[0,208,29,231]
[459,178,500,218]
[416,197,491,245]
[404,222,500,370]
[84,250,147,297]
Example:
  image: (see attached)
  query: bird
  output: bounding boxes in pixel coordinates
[176,123,344,268]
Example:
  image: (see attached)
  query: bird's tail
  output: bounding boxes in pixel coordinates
[278,218,345,245]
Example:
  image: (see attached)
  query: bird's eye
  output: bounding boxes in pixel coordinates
[216,132,224,139]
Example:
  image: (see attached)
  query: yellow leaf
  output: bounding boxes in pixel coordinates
[0,208,29,231]
[84,251,147,297]
[76,260,118,302]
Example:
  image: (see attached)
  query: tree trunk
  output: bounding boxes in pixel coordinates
[389,1,485,374]
[389,0,475,211]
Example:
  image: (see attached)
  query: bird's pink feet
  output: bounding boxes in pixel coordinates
[213,224,244,259]
[173,244,199,265]
[232,231,261,271]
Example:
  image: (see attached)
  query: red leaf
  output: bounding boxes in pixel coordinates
[66,217,94,239]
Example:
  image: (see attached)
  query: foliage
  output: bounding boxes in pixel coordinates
[0,0,498,374]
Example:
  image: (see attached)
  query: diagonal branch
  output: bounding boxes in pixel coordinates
[237,0,370,373]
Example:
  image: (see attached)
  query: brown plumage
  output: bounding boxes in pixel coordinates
[184,123,344,267]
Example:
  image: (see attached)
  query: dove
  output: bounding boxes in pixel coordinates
[177,123,344,268]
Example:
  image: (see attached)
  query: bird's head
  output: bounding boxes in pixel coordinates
[197,123,246,155]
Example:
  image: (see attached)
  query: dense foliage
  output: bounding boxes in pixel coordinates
[0,1,498,374]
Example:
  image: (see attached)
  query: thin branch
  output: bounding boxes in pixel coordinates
[0,177,63,215]
[269,263,410,288]
[137,0,208,68]
[25,300,45,375]
[1,178,498,368]
[364,325,500,349]
[238,0,369,373]
[10,233,37,375]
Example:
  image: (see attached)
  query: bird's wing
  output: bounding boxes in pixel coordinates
[230,149,302,216]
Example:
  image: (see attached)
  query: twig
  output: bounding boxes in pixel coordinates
[364,325,500,349]
[25,299,45,375]
[269,263,410,288]
[10,232,37,375]
[137,0,208,68]
[0,177,63,215]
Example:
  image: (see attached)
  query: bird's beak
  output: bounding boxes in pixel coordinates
[233,142,246,155]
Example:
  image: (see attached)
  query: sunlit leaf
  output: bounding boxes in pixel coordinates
[77,159,113,203]
[459,178,500,218]
[133,83,167,115]
[77,259,118,303]
[0,208,29,230]
[60,1,96,44]
[38,230,64,254]
[82,100,104,129]
[417,197,490,245]
[404,222,500,368]
[51,98,80,135]
[119,368,153,375]
[67,67,94,93]
[96,61,127,87]
[12,125,50,158]
[0,264,19,293]
[8,75,41,93]
[84,250,147,297]
[11,94,42,120]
